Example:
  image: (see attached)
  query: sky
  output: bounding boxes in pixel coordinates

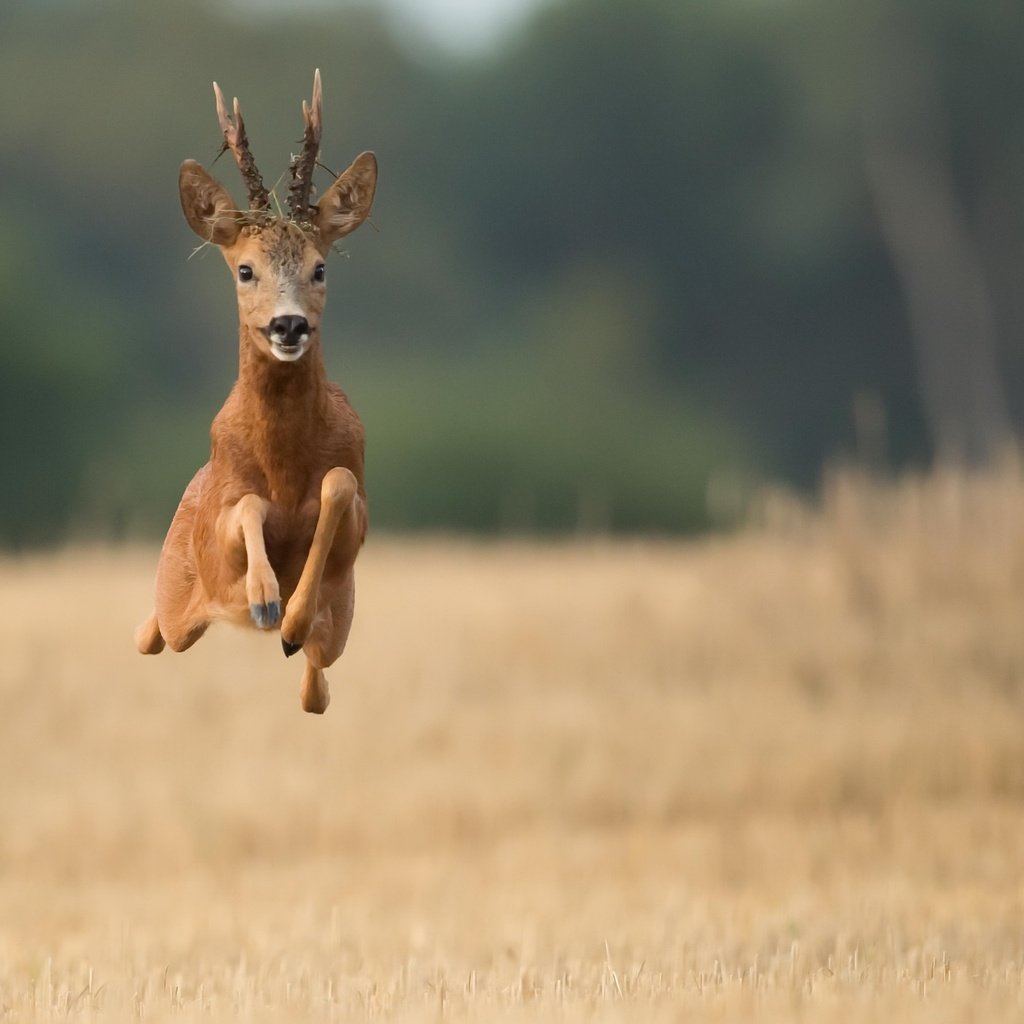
[224,0,548,51]
[387,0,545,49]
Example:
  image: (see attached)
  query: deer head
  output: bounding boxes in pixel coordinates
[178,70,377,363]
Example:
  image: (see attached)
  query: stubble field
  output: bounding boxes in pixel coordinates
[2,471,1024,1021]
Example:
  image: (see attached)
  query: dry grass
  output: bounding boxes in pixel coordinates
[2,470,1024,1020]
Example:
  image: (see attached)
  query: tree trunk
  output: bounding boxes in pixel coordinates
[861,15,1014,466]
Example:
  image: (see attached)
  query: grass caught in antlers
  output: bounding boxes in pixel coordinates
[2,468,1024,1019]
[183,159,371,262]
[184,202,357,262]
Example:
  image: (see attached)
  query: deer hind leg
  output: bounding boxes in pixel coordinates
[218,494,281,629]
[154,551,209,653]
[140,468,210,654]
[134,611,166,655]
[296,570,355,715]
[281,467,359,656]
[300,663,331,714]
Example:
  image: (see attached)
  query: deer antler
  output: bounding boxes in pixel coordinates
[287,68,324,222]
[213,82,270,212]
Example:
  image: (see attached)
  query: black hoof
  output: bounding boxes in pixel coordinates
[282,638,301,657]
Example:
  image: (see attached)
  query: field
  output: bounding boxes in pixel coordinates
[2,471,1024,1021]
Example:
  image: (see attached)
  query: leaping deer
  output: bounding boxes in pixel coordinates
[134,70,376,714]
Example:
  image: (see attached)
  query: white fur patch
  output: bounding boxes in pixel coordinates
[270,339,310,362]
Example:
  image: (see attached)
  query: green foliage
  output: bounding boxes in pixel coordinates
[353,347,749,534]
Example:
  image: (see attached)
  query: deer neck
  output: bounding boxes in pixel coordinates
[233,324,329,497]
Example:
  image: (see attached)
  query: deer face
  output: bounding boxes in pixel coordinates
[178,153,377,363]
[224,223,326,363]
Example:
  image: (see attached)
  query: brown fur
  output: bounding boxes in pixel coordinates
[136,135,378,715]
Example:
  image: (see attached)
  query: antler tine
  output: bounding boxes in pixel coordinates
[212,81,270,212]
[287,68,324,221]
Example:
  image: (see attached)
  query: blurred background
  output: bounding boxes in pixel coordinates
[5,5,1024,1015]
[2,0,1024,546]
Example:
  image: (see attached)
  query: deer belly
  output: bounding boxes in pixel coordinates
[263,505,320,598]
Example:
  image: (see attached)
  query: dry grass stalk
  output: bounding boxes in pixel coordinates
[2,469,1024,1019]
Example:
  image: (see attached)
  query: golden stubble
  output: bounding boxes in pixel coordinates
[2,470,1024,1020]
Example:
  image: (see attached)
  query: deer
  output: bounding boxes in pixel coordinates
[134,70,377,714]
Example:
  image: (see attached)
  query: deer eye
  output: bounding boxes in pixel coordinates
[313,263,326,283]
[238,265,254,282]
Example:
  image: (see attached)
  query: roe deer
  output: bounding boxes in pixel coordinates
[134,70,376,714]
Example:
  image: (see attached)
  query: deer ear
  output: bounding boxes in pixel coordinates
[314,152,377,247]
[179,160,241,247]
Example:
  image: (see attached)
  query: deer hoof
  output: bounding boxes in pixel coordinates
[282,638,302,657]
[251,601,281,629]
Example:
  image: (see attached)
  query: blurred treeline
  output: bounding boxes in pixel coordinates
[2,0,1023,545]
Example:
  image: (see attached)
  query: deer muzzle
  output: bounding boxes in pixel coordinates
[263,315,312,362]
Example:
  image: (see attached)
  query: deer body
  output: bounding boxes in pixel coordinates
[135,72,377,713]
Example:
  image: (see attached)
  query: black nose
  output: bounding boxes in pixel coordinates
[269,315,310,345]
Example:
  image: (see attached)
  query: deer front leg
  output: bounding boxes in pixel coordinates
[280,467,359,656]
[219,494,281,628]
